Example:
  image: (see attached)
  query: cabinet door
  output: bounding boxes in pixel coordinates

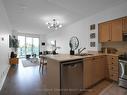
[99,22,110,42]
[94,60,101,83]
[111,18,122,41]
[99,56,106,79]
[107,55,119,81]
[123,17,127,33]
[83,59,94,88]
[94,56,105,83]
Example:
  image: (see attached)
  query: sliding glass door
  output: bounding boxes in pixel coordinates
[18,36,40,58]
[26,37,32,55]
[33,38,39,56]
[18,36,25,57]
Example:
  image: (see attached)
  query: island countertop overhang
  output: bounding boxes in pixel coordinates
[42,53,118,62]
[42,54,83,62]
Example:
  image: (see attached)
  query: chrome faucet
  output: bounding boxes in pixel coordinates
[78,47,86,54]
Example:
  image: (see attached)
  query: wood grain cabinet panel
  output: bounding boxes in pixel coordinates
[83,55,118,89]
[99,18,123,42]
[83,56,106,88]
[107,55,118,81]
[94,56,105,83]
[83,59,95,88]
[111,18,123,41]
[94,60,103,83]
[99,56,106,79]
[99,22,110,42]
[123,17,127,33]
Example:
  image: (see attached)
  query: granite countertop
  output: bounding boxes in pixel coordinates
[42,54,83,62]
[42,53,119,62]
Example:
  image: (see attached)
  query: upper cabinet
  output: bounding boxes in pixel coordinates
[99,22,110,42]
[99,18,123,42]
[123,17,127,33]
[111,18,122,41]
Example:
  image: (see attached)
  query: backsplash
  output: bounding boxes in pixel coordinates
[101,41,127,55]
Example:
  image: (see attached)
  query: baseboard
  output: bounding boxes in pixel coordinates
[0,65,10,91]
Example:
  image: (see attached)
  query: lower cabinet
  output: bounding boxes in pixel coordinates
[107,55,119,81]
[83,56,106,88]
[83,55,119,89]
[83,58,94,88]
[95,56,106,82]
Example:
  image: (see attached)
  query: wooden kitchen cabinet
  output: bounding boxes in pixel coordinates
[99,18,123,42]
[123,16,127,33]
[107,55,119,81]
[83,56,106,88]
[97,56,106,80]
[83,58,94,88]
[99,22,110,42]
[94,56,106,83]
[111,18,123,41]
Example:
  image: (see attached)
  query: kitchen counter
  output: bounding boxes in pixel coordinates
[45,54,84,95]
[42,54,83,62]
[45,53,119,95]
[42,53,118,62]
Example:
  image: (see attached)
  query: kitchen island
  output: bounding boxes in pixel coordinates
[44,53,119,95]
[44,54,84,95]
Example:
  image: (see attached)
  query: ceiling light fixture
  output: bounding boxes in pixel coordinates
[46,18,62,30]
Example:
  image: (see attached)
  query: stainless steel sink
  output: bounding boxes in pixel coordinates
[75,53,93,56]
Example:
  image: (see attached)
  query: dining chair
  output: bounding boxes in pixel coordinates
[39,56,47,73]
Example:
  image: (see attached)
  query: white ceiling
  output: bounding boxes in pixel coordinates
[2,0,127,34]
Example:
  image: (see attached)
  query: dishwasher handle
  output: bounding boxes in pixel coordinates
[61,59,83,69]
[61,59,83,65]
[68,64,78,68]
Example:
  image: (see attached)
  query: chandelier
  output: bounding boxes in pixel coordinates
[46,19,62,30]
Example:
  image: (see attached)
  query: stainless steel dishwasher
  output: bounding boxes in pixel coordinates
[60,59,83,95]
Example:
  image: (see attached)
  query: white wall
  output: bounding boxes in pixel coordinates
[46,2,127,54]
[0,0,12,90]
[40,34,46,52]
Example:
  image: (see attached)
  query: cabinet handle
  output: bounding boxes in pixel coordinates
[112,58,114,59]
[112,63,113,64]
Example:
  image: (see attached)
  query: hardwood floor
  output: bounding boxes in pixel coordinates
[0,59,126,95]
[0,59,47,95]
[81,80,127,95]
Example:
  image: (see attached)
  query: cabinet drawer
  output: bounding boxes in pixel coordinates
[84,57,93,61]
[109,73,118,81]
[108,65,118,71]
[109,69,118,75]
[110,60,118,64]
[111,57,118,61]
[108,61,118,66]
[85,56,100,59]
[84,59,93,63]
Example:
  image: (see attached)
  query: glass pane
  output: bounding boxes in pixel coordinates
[125,65,127,75]
[18,36,25,58]
[26,37,32,55]
[33,38,39,56]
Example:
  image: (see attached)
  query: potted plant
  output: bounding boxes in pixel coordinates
[11,36,19,57]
